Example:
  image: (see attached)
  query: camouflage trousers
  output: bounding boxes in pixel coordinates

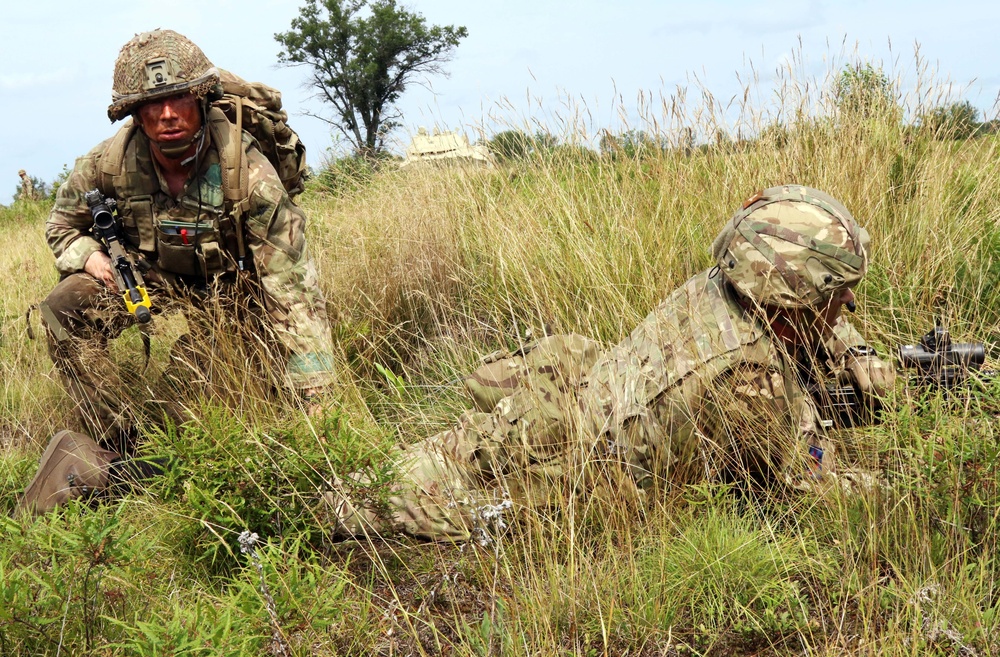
[39,271,277,454]
[323,334,646,541]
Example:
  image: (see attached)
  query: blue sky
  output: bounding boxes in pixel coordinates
[2,0,997,192]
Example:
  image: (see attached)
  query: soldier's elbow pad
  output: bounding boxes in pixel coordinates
[17,430,119,516]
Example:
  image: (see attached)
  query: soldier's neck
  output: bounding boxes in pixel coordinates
[150,145,196,197]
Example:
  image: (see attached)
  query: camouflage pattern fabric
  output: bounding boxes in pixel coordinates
[324,334,602,540]
[712,185,869,310]
[108,29,219,122]
[462,334,601,412]
[825,316,895,394]
[39,271,286,451]
[43,125,336,437]
[325,271,879,541]
[40,273,143,447]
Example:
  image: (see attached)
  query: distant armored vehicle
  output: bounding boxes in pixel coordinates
[401,127,493,168]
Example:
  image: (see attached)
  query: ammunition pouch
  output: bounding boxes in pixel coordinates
[154,218,231,278]
[117,194,156,252]
[19,430,119,516]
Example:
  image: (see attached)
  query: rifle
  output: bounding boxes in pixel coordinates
[809,324,991,428]
[84,189,152,324]
[898,323,989,387]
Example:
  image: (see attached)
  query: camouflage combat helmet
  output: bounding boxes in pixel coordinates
[108,29,219,122]
[711,185,869,309]
[17,169,25,176]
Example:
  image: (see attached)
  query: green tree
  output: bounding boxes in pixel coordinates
[486,130,531,160]
[832,63,897,121]
[599,129,663,158]
[275,0,468,157]
[486,130,558,161]
[532,130,559,153]
[920,100,981,140]
[47,164,71,201]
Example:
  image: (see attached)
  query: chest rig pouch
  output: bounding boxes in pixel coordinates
[98,108,251,280]
[153,190,230,278]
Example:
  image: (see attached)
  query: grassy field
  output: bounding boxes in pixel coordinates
[1,79,1000,655]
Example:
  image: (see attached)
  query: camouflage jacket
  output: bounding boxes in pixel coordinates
[46,128,336,391]
[580,269,855,492]
[19,177,36,201]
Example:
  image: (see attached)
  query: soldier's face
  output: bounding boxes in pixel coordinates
[137,94,202,149]
[820,287,855,332]
[768,287,855,347]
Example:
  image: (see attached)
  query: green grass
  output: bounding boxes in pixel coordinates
[2,61,1000,654]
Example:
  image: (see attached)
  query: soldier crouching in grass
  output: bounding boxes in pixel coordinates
[18,29,336,515]
[324,184,895,542]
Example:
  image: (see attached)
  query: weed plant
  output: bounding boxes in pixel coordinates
[2,54,1000,654]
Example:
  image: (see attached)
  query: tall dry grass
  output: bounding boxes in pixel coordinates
[1,55,999,655]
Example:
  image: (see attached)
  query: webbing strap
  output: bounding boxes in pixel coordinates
[751,221,864,269]
[206,106,248,203]
[38,301,71,343]
[205,106,251,267]
[98,121,139,197]
[738,219,864,270]
[736,219,811,297]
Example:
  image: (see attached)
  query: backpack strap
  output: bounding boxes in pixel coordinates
[206,105,249,203]
[99,120,157,252]
[206,105,252,269]
[98,120,139,198]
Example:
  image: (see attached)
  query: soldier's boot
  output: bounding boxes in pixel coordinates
[18,430,121,516]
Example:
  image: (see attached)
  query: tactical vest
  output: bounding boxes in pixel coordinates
[96,106,251,280]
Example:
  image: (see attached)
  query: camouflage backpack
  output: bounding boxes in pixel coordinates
[211,69,307,199]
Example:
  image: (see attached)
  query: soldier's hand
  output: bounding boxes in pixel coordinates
[300,386,329,417]
[844,348,896,398]
[84,251,118,291]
